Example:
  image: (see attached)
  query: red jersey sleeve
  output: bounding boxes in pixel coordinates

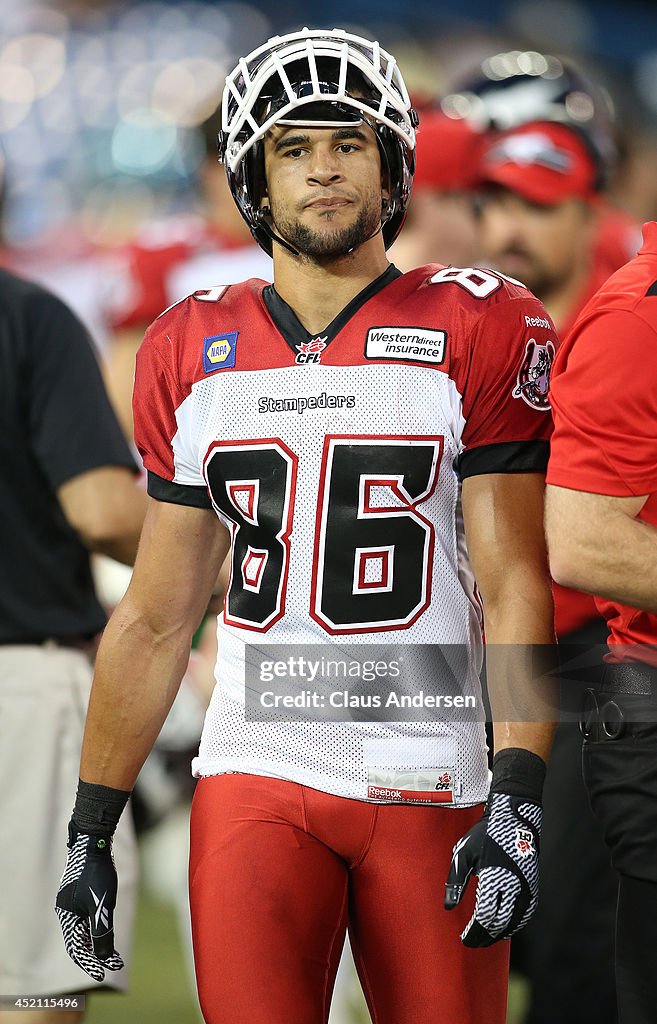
[457,296,556,478]
[133,314,211,507]
[548,309,657,496]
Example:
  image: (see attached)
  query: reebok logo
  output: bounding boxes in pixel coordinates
[451,833,470,875]
[90,887,109,930]
[368,785,403,800]
[524,314,551,330]
[365,326,447,365]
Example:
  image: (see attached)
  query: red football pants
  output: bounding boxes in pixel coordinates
[189,773,509,1024]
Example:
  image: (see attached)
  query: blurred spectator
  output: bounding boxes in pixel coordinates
[441,50,616,147]
[103,111,271,440]
[0,156,113,357]
[442,50,640,276]
[0,268,146,1022]
[390,111,483,271]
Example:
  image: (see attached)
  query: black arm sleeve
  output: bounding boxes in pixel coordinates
[147,471,212,508]
[456,439,549,480]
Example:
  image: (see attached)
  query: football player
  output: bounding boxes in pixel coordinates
[56,28,557,1024]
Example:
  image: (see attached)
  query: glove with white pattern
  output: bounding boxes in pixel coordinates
[55,822,123,981]
[55,779,131,981]
[444,748,545,947]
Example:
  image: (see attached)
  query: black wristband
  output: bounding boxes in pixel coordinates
[71,779,131,837]
[490,747,546,804]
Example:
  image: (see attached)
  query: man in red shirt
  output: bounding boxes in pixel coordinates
[476,118,627,1024]
[547,222,657,1024]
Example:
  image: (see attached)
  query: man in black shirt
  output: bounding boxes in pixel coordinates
[0,268,146,1022]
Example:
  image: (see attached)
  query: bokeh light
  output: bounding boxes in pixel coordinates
[0,0,654,247]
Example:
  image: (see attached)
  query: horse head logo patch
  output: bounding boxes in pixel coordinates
[513,338,555,410]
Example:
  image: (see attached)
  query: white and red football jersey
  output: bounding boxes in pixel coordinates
[134,263,555,805]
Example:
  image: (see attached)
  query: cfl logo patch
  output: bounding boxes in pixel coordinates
[434,771,453,791]
[515,827,535,858]
[295,337,327,364]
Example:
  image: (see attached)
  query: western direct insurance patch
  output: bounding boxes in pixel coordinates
[365,326,446,364]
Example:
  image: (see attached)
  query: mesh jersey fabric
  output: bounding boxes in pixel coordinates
[133,264,555,804]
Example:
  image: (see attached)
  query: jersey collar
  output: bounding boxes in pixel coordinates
[262,263,402,354]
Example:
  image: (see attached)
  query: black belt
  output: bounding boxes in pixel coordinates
[580,662,657,740]
[600,661,657,697]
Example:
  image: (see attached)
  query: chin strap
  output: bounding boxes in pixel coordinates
[255,208,301,257]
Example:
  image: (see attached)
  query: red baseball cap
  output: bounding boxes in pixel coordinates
[477,121,599,204]
[413,112,483,193]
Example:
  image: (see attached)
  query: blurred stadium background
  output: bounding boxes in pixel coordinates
[4,1,656,1021]
[2,0,657,251]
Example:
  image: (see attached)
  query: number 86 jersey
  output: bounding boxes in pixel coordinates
[134,264,556,805]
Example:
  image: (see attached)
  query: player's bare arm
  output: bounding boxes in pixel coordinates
[462,471,557,759]
[79,497,230,790]
[546,485,657,611]
[444,471,556,946]
[57,465,147,566]
[55,351,229,986]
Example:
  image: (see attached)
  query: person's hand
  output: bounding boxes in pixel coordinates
[444,746,546,947]
[444,789,542,946]
[55,823,124,981]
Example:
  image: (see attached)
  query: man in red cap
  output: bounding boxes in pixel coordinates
[478,121,610,340]
[477,119,624,644]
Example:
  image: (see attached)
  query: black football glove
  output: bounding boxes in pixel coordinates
[55,779,131,981]
[444,748,545,947]
[55,822,123,981]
